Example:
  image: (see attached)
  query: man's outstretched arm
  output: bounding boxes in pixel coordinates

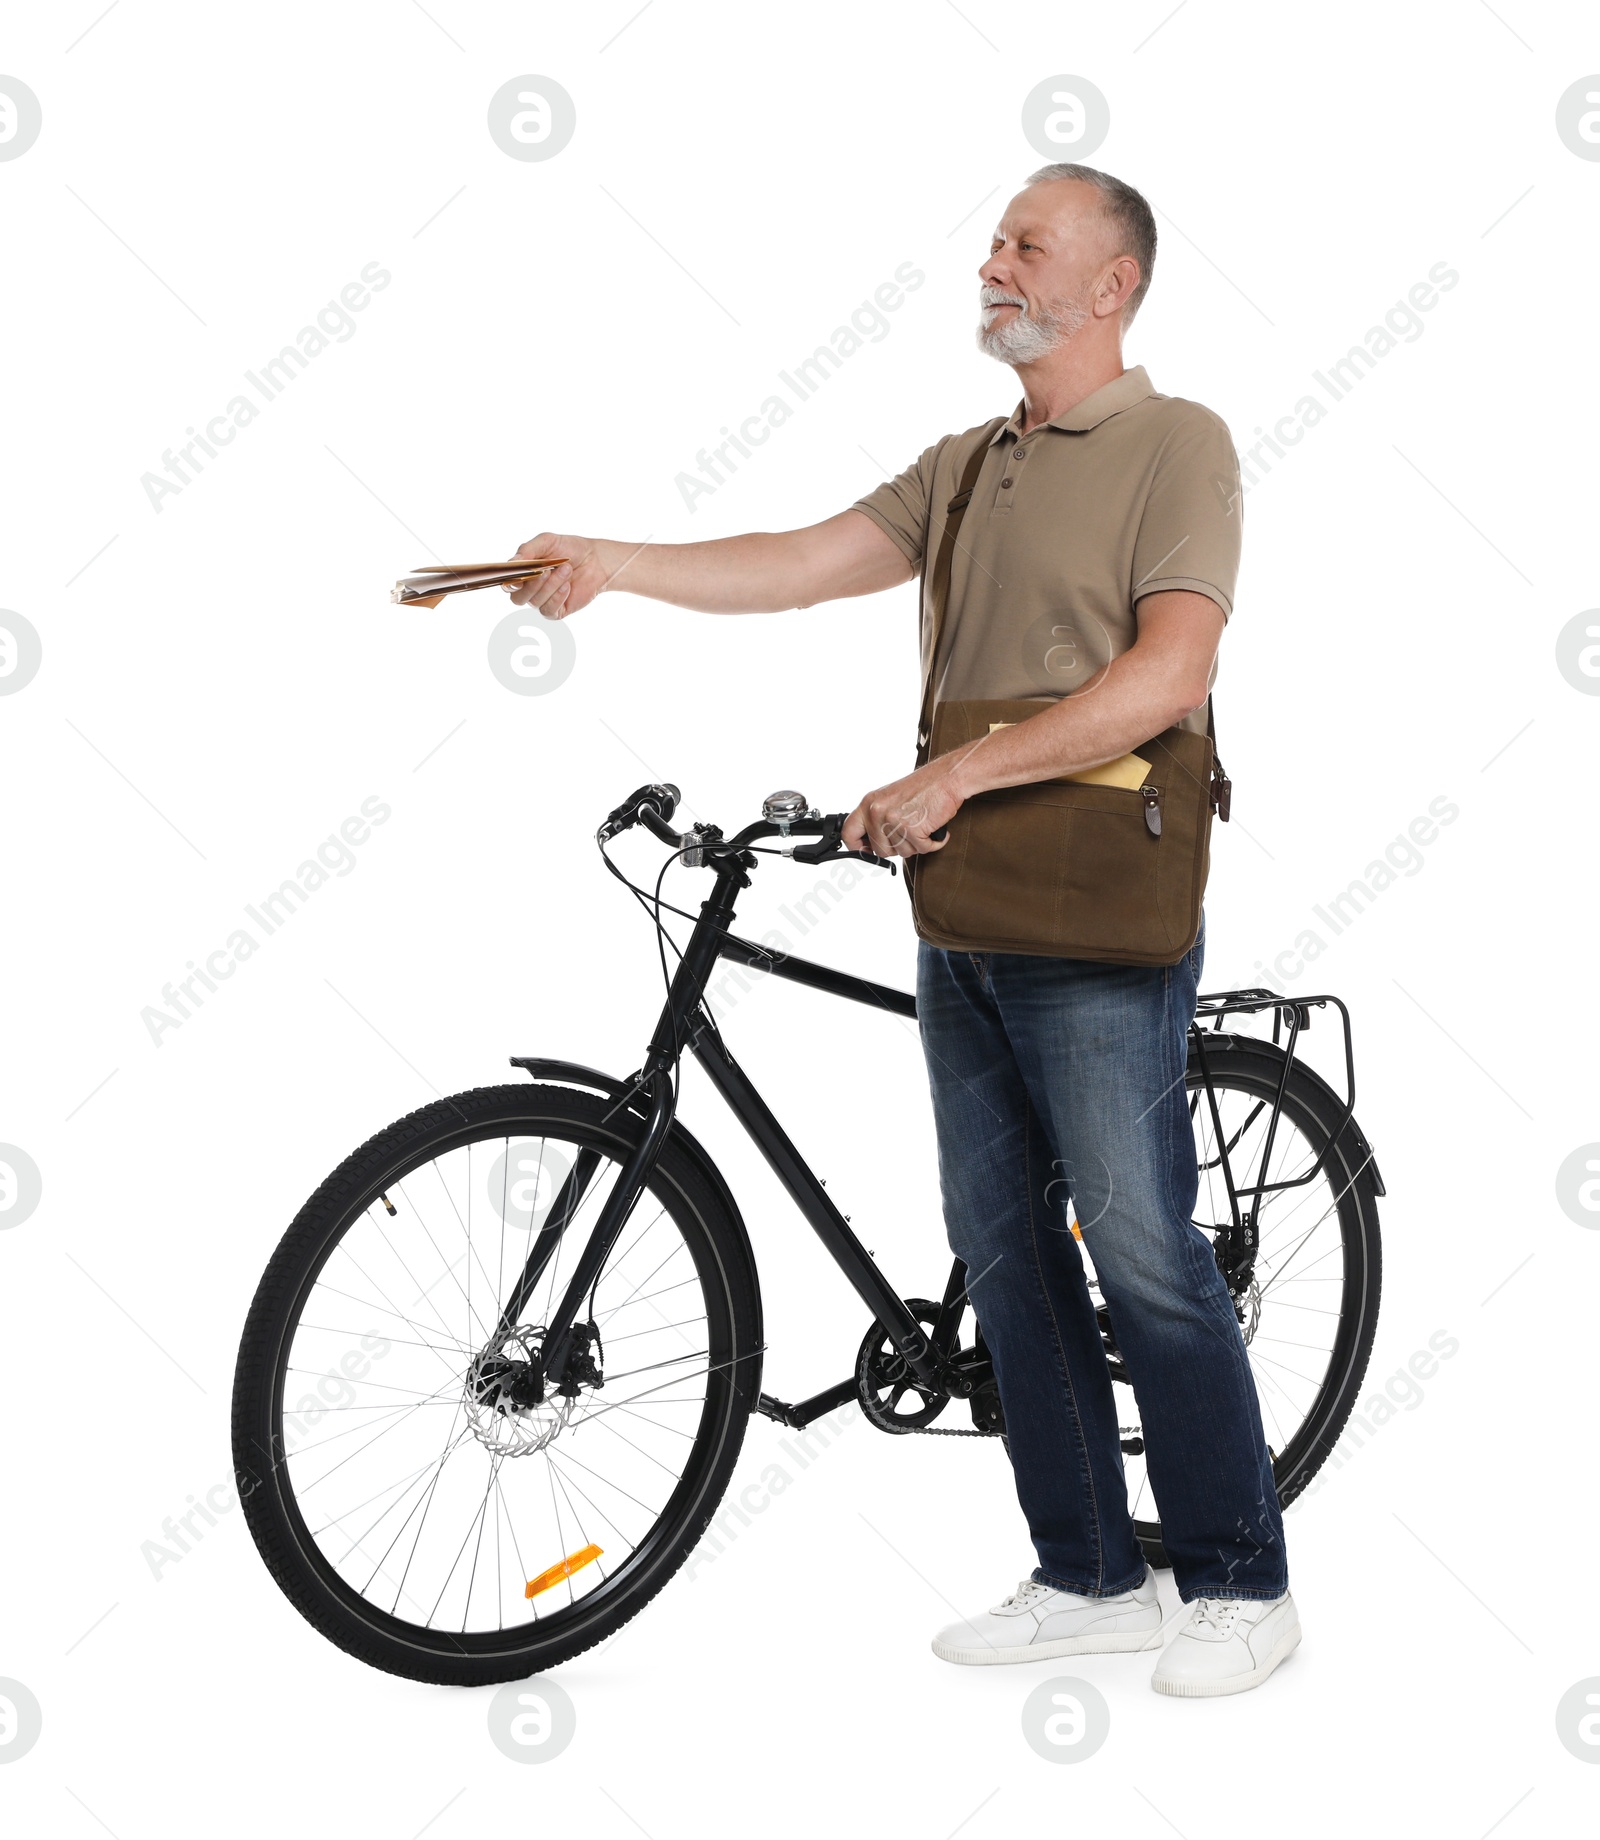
[502,511,913,619]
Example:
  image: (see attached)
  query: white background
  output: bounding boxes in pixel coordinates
[2,0,1597,1830]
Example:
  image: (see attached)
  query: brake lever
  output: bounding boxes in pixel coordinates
[790,814,897,873]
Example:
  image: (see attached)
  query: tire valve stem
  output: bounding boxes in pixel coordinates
[378,1192,398,1217]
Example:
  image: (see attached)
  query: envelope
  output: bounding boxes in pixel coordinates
[392,559,571,609]
[986,721,1151,790]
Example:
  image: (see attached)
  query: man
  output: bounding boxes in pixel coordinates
[504,163,1297,1698]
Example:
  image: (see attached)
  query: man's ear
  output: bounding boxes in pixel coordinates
[1094,255,1140,319]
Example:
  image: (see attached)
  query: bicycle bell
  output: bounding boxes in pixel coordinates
[761,789,815,833]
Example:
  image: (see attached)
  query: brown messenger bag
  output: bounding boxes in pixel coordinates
[903,424,1232,967]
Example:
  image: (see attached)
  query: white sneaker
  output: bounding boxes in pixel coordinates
[1150,1590,1300,1697]
[932,1571,1163,1667]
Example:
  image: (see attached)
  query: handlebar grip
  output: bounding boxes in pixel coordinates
[929,825,948,842]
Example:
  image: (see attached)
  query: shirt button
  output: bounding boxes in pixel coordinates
[1015,448,1028,459]
[1000,477,1013,489]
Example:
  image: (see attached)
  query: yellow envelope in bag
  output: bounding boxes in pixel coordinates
[987,721,1151,790]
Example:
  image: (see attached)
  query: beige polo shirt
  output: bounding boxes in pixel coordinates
[850,366,1241,737]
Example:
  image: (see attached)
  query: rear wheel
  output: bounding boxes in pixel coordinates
[232,1083,761,1685]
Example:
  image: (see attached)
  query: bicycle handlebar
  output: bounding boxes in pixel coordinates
[597,784,898,872]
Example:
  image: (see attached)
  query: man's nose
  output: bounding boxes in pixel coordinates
[979,254,1008,287]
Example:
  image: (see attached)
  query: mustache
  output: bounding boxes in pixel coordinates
[978,286,1028,327]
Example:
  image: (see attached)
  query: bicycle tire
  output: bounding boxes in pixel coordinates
[231,1082,762,1685]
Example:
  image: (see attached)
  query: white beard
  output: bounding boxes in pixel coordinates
[976,288,1089,363]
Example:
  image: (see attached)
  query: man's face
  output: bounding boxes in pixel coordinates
[977,181,1115,364]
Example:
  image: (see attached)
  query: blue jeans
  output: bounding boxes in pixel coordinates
[916,921,1288,1603]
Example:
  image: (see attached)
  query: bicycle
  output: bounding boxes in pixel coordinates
[231,781,1385,1685]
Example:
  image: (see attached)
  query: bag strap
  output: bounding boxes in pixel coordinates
[917,420,1004,764]
[915,416,1233,824]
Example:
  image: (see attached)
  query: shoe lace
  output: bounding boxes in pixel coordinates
[1191,1596,1243,1632]
[998,1578,1051,1610]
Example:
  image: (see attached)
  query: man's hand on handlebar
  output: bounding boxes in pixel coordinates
[842,761,962,860]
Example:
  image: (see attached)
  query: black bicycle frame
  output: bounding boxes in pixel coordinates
[520,830,1378,1421]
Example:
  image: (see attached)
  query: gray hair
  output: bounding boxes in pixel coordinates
[1024,163,1157,323]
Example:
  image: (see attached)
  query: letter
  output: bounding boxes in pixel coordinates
[317,1373,356,1408]
[1293,393,1326,427]
[1324,881,1374,928]
[226,394,258,429]
[258,881,308,927]
[296,860,328,893]
[714,439,741,473]
[738,1480,769,1515]
[205,414,236,447]
[341,815,371,847]
[161,982,192,1018]
[1292,928,1326,963]
[1386,303,1424,343]
[1408,813,1439,847]
[360,1332,392,1358]
[739,414,770,447]
[244,368,275,400]
[760,1462,791,1497]
[1364,858,1397,891]
[187,423,218,459]
[179,975,207,1008]
[875,280,904,311]
[1237,451,1263,489]
[361,260,392,291]
[142,1004,183,1046]
[187,957,218,994]
[205,948,236,982]
[1311,368,1343,401]
[1386,1371,1423,1412]
[833,859,862,892]
[895,260,925,290]
[758,926,793,959]
[1363,324,1396,359]
[161,1516,192,1554]
[1428,260,1458,291]
[1384,836,1424,877]
[829,324,863,359]
[318,302,358,343]
[682,1539,722,1582]
[1428,794,1458,825]
[714,1501,751,1537]
[1408,280,1438,312]
[296,324,329,360]
[161,447,192,482]
[1248,441,1275,474]
[180,440,208,475]
[318,835,357,878]
[1311,901,1343,936]
[851,302,891,343]
[1428,1329,1459,1358]
[719,423,751,459]
[341,280,371,311]
[1274,414,1304,447]
[340,1348,371,1379]
[792,347,842,394]
[1408,1348,1439,1380]
[360,795,391,826]
[1366,1394,1396,1426]
[205,1482,235,1515]
[777,367,808,401]
[1328,344,1378,387]
[188,1492,218,1528]
[259,347,307,393]
[299,1399,325,1427]
[760,393,791,428]
[694,446,726,483]
[676,470,716,512]
[226,927,258,960]
[142,472,182,512]
[1253,423,1286,459]
[1272,947,1303,982]
[143,1539,185,1581]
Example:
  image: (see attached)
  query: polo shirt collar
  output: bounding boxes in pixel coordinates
[990,365,1156,442]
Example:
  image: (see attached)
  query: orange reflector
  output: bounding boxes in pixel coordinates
[525,1543,603,1599]
[1070,1221,1083,1241]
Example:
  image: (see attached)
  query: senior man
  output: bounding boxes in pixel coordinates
[504,163,1297,1698]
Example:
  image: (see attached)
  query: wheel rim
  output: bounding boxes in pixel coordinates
[262,1116,734,1648]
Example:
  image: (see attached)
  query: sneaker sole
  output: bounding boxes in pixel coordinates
[1150,1621,1301,1697]
[932,1623,1164,1667]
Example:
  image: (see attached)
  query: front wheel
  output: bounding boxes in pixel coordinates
[231,1083,761,1685]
